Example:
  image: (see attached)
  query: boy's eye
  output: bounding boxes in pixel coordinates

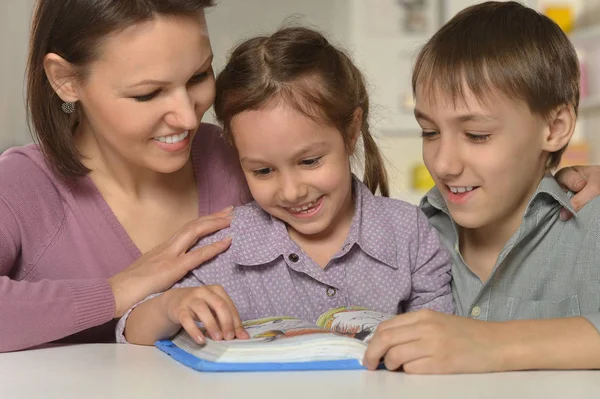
[253,167,272,177]
[188,71,209,85]
[133,90,161,102]
[420,130,439,139]
[300,157,322,167]
[466,133,491,142]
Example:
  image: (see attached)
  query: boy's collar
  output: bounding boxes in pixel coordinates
[420,174,577,218]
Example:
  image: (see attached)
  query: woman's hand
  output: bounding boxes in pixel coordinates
[162,285,250,344]
[554,165,600,220]
[108,207,234,318]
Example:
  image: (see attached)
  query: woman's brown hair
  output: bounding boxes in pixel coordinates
[26,0,214,179]
[214,26,389,197]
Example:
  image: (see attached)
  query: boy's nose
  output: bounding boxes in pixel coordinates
[432,137,464,179]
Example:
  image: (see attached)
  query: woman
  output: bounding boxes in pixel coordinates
[0,0,249,352]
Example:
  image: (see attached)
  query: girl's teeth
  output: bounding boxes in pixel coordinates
[290,199,318,212]
[154,131,189,144]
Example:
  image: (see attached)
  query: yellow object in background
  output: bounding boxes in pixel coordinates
[544,5,574,33]
[411,163,435,192]
[559,141,590,169]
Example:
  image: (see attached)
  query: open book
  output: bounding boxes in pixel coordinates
[155,306,394,372]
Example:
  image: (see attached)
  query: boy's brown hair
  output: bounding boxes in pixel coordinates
[214,26,389,197]
[412,1,580,169]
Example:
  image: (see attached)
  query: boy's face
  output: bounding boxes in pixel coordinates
[415,85,549,232]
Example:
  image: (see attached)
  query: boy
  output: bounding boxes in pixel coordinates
[364,1,600,373]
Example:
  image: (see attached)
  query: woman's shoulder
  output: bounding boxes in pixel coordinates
[0,143,69,215]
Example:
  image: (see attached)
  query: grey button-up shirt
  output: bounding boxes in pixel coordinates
[421,175,600,331]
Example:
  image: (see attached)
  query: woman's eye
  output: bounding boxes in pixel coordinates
[301,157,322,166]
[253,168,272,177]
[420,130,439,139]
[188,71,209,85]
[466,133,491,142]
[133,90,160,102]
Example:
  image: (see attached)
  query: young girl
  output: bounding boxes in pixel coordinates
[118,27,453,345]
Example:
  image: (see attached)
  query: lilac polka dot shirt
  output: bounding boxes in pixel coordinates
[116,178,453,341]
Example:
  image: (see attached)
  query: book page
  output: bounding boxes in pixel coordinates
[316,306,395,342]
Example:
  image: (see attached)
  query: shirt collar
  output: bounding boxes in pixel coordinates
[229,175,397,269]
[229,202,290,266]
[420,174,577,218]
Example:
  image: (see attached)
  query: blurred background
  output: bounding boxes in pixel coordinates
[1,0,599,203]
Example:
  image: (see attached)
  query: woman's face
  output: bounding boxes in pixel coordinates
[74,13,215,174]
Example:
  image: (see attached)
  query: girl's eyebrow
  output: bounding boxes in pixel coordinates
[291,141,329,158]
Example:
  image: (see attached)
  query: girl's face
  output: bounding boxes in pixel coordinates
[74,13,215,174]
[231,100,356,242]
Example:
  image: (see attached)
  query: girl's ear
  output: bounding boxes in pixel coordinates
[542,104,576,153]
[43,53,81,102]
[349,107,363,154]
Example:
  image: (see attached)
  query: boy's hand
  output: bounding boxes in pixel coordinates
[163,285,250,344]
[554,165,600,220]
[362,309,502,374]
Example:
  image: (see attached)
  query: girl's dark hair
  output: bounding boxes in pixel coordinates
[214,26,389,197]
[27,0,214,179]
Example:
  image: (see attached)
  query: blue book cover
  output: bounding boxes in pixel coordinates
[155,306,392,372]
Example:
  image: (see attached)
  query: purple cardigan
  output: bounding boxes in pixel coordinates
[0,123,249,352]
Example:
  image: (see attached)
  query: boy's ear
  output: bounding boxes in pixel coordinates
[349,107,363,154]
[542,104,576,153]
[43,53,80,102]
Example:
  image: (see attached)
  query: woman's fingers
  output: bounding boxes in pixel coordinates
[181,237,232,273]
[171,215,233,255]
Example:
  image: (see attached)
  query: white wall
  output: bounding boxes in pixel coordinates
[0,1,35,151]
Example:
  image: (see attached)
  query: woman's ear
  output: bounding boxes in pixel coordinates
[43,53,80,102]
[349,107,364,154]
[543,104,576,153]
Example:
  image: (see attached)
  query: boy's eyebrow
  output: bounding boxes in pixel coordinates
[414,109,498,123]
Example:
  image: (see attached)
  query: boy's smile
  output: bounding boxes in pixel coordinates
[416,84,551,243]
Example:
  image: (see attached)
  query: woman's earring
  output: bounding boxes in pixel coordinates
[61,101,75,114]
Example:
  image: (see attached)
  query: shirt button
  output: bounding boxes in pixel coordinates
[471,306,481,318]
[326,287,337,297]
[288,253,299,262]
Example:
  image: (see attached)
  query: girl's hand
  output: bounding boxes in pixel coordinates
[162,285,250,344]
[108,207,234,318]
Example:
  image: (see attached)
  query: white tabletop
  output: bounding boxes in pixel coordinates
[1,344,600,399]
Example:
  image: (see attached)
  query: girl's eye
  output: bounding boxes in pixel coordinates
[466,133,491,142]
[188,71,209,85]
[301,157,322,167]
[253,168,272,177]
[133,90,160,102]
[420,130,439,139]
